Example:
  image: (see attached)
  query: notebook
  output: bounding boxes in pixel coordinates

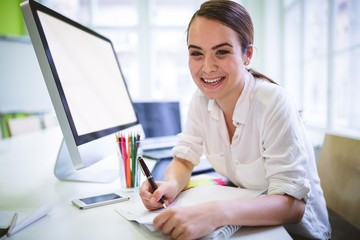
[199,225,241,240]
[0,204,51,237]
[115,185,264,239]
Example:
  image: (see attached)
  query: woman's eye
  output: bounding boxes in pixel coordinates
[216,49,230,55]
[190,51,202,57]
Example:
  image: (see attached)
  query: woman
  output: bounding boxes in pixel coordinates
[139,1,331,239]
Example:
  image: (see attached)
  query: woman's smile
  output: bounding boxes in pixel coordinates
[201,76,226,86]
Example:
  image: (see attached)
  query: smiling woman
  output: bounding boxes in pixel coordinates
[138,1,331,240]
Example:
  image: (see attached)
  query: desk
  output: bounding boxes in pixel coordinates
[0,127,292,239]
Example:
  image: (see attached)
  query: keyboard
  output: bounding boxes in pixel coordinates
[143,147,173,160]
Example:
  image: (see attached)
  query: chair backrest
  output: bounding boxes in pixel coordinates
[7,115,42,137]
[318,133,360,228]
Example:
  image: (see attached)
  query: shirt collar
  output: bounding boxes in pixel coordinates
[233,71,254,126]
[207,99,220,120]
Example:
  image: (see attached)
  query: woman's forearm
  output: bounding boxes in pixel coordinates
[164,157,194,194]
[215,194,305,227]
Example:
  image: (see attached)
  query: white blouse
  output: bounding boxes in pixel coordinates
[173,71,331,239]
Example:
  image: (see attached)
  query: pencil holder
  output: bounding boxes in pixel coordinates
[116,137,142,192]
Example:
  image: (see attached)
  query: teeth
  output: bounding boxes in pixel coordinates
[203,77,222,84]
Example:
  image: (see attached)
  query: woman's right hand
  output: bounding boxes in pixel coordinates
[139,179,178,210]
[139,157,194,210]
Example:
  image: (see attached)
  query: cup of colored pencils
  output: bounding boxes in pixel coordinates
[115,132,142,192]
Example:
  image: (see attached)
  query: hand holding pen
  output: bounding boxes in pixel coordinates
[138,157,167,209]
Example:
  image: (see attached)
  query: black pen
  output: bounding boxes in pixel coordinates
[138,157,167,209]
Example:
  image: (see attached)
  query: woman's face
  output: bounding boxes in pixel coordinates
[187,17,248,102]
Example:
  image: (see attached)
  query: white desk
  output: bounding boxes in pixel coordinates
[0,127,292,239]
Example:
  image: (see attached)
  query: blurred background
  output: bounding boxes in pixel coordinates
[1,0,360,147]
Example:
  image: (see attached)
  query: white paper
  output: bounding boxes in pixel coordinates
[115,185,263,231]
[0,204,52,236]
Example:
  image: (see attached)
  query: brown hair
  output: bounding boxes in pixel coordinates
[187,0,276,84]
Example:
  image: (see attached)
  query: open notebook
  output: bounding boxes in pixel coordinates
[115,185,263,239]
[0,204,51,238]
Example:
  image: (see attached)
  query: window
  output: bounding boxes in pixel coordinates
[283,0,360,139]
[302,0,329,127]
[283,0,303,109]
[332,0,360,135]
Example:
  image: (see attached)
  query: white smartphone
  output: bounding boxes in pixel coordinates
[72,193,129,210]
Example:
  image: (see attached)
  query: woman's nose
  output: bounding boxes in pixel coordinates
[202,55,217,73]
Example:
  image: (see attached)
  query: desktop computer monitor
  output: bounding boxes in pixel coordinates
[21,0,139,182]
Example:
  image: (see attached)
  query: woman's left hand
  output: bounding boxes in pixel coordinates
[153,202,220,240]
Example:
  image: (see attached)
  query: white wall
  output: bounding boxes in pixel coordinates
[0,36,52,113]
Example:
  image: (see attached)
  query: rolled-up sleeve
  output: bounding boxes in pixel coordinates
[268,178,310,201]
[172,133,203,165]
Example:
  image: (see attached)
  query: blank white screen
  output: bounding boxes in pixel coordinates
[38,11,136,136]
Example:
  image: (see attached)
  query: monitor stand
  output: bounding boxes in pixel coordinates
[54,140,118,183]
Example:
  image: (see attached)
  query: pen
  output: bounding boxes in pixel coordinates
[138,157,167,209]
[131,135,136,187]
[127,136,131,188]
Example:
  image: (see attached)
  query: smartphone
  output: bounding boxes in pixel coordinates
[72,193,129,210]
